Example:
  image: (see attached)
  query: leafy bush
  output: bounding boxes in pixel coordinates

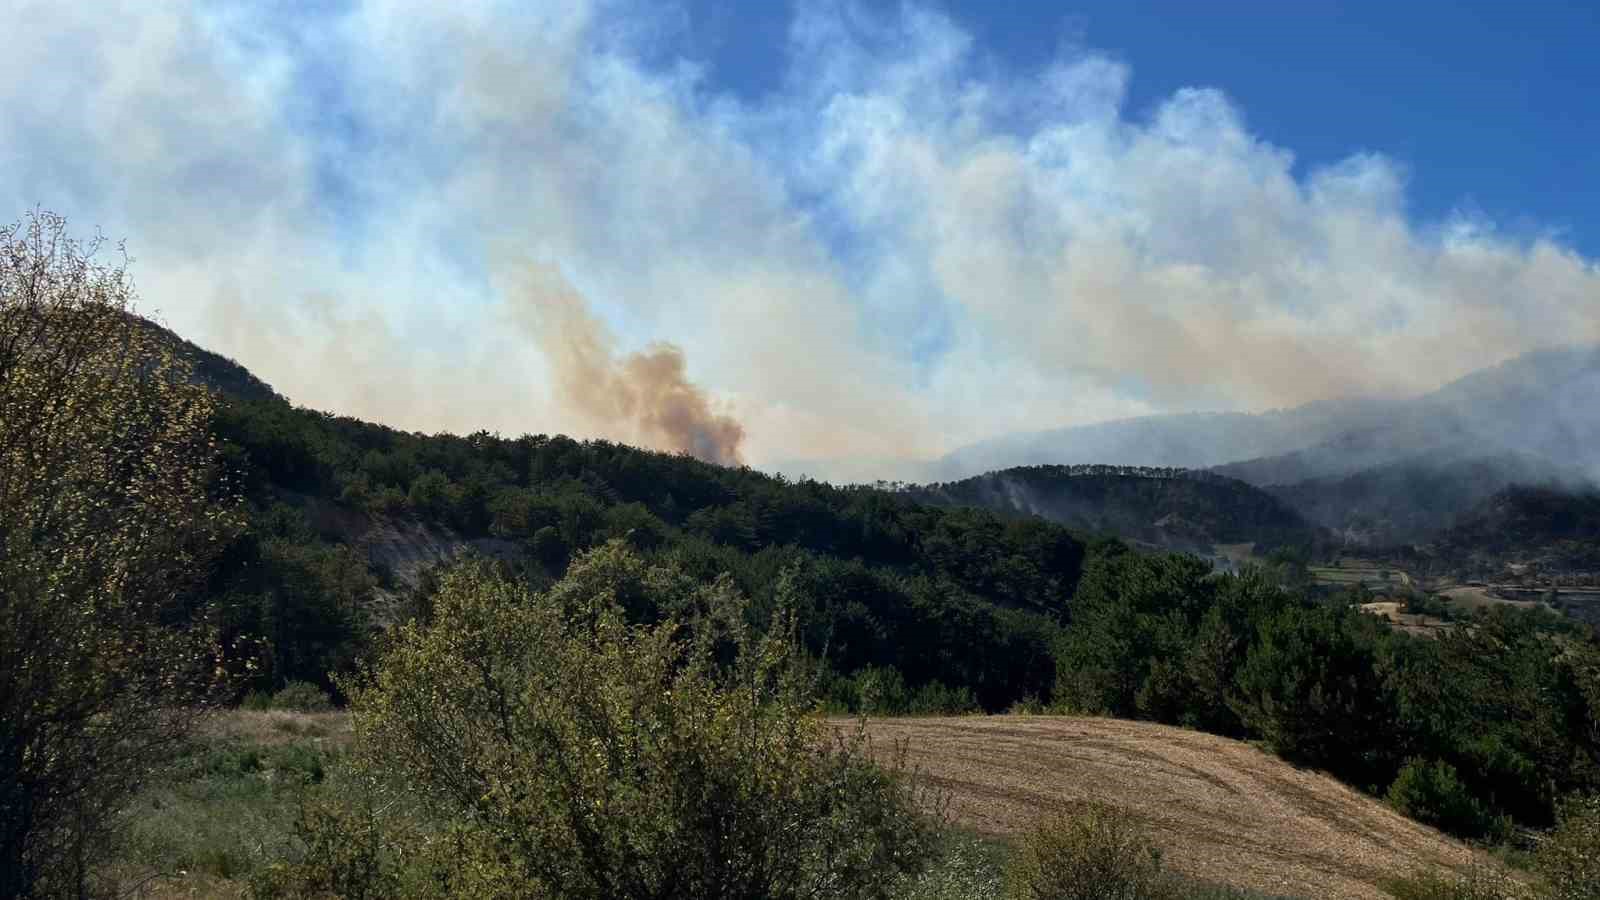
[1388,759,1508,841]
[1003,803,1166,900]
[240,690,275,711]
[1536,794,1600,900]
[889,832,1006,900]
[0,211,237,898]
[857,665,911,715]
[260,544,943,898]
[906,681,980,716]
[270,681,334,713]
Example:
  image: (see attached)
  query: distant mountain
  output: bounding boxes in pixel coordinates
[901,465,1321,555]
[933,396,1404,481]
[930,345,1600,492]
[1217,345,1600,487]
[1266,452,1579,547]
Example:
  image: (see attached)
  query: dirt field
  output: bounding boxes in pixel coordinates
[1360,601,1450,637]
[859,716,1486,899]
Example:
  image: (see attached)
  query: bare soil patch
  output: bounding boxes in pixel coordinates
[858,715,1488,900]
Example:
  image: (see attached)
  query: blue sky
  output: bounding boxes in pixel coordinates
[2,1,1596,474]
[685,0,1599,256]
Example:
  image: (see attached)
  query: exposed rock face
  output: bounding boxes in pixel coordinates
[298,497,521,596]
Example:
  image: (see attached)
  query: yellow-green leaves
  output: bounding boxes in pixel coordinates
[1,210,237,898]
[276,543,939,899]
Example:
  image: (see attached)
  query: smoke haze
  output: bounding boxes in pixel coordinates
[2,2,1596,478]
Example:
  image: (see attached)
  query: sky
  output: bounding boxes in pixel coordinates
[3,1,1597,477]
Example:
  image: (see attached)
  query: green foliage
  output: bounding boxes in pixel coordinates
[270,681,335,713]
[1046,546,1600,840]
[209,392,1090,712]
[1535,795,1600,899]
[1053,550,1218,718]
[0,211,237,898]
[1390,609,1600,830]
[888,832,1007,900]
[1003,803,1166,900]
[1387,759,1508,841]
[1382,866,1531,900]
[260,544,942,898]
[1230,602,1396,781]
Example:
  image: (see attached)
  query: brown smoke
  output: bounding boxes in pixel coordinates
[505,263,745,466]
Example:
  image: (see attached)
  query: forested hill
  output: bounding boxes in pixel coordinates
[204,383,1091,712]
[900,465,1321,554]
[132,315,283,404]
[1426,486,1600,575]
[160,324,1600,846]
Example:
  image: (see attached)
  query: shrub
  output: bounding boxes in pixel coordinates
[1537,794,1600,900]
[261,544,942,899]
[240,690,275,711]
[1382,866,1529,900]
[0,210,236,898]
[907,681,980,716]
[1387,758,1507,840]
[857,665,910,715]
[1004,803,1166,900]
[891,831,1006,900]
[270,681,334,713]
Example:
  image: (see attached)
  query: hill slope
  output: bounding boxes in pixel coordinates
[903,465,1320,554]
[937,345,1600,488]
[863,716,1482,900]
[934,396,1404,481]
[1216,345,1600,489]
[155,309,1096,711]
[1429,486,1600,575]
[1265,452,1578,547]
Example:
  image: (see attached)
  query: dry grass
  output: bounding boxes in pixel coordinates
[1361,601,1451,637]
[195,709,355,748]
[1441,586,1540,613]
[857,715,1493,900]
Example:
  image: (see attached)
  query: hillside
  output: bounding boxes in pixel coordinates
[902,465,1321,555]
[937,344,1600,489]
[1428,486,1600,576]
[195,338,1093,711]
[932,396,1405,481]
[1216,345,1600,489]
[863,716,1482,900]
[1266,452,1579,547]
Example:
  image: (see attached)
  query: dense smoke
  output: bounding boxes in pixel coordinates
[2,2,1597,480]
[506,265,745,466]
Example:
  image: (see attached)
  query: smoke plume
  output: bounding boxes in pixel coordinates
[3,2,1598,480]
[506,265,745,466]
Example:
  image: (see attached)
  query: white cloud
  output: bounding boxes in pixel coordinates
[3,1,1596,478]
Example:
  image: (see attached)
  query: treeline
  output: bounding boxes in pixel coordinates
[207,395,1085,710]
[901,464,1320,552]
[1057,546,1600,838]
[921,463,1248,486]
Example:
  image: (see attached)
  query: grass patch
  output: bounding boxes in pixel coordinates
[106,711,348,896]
